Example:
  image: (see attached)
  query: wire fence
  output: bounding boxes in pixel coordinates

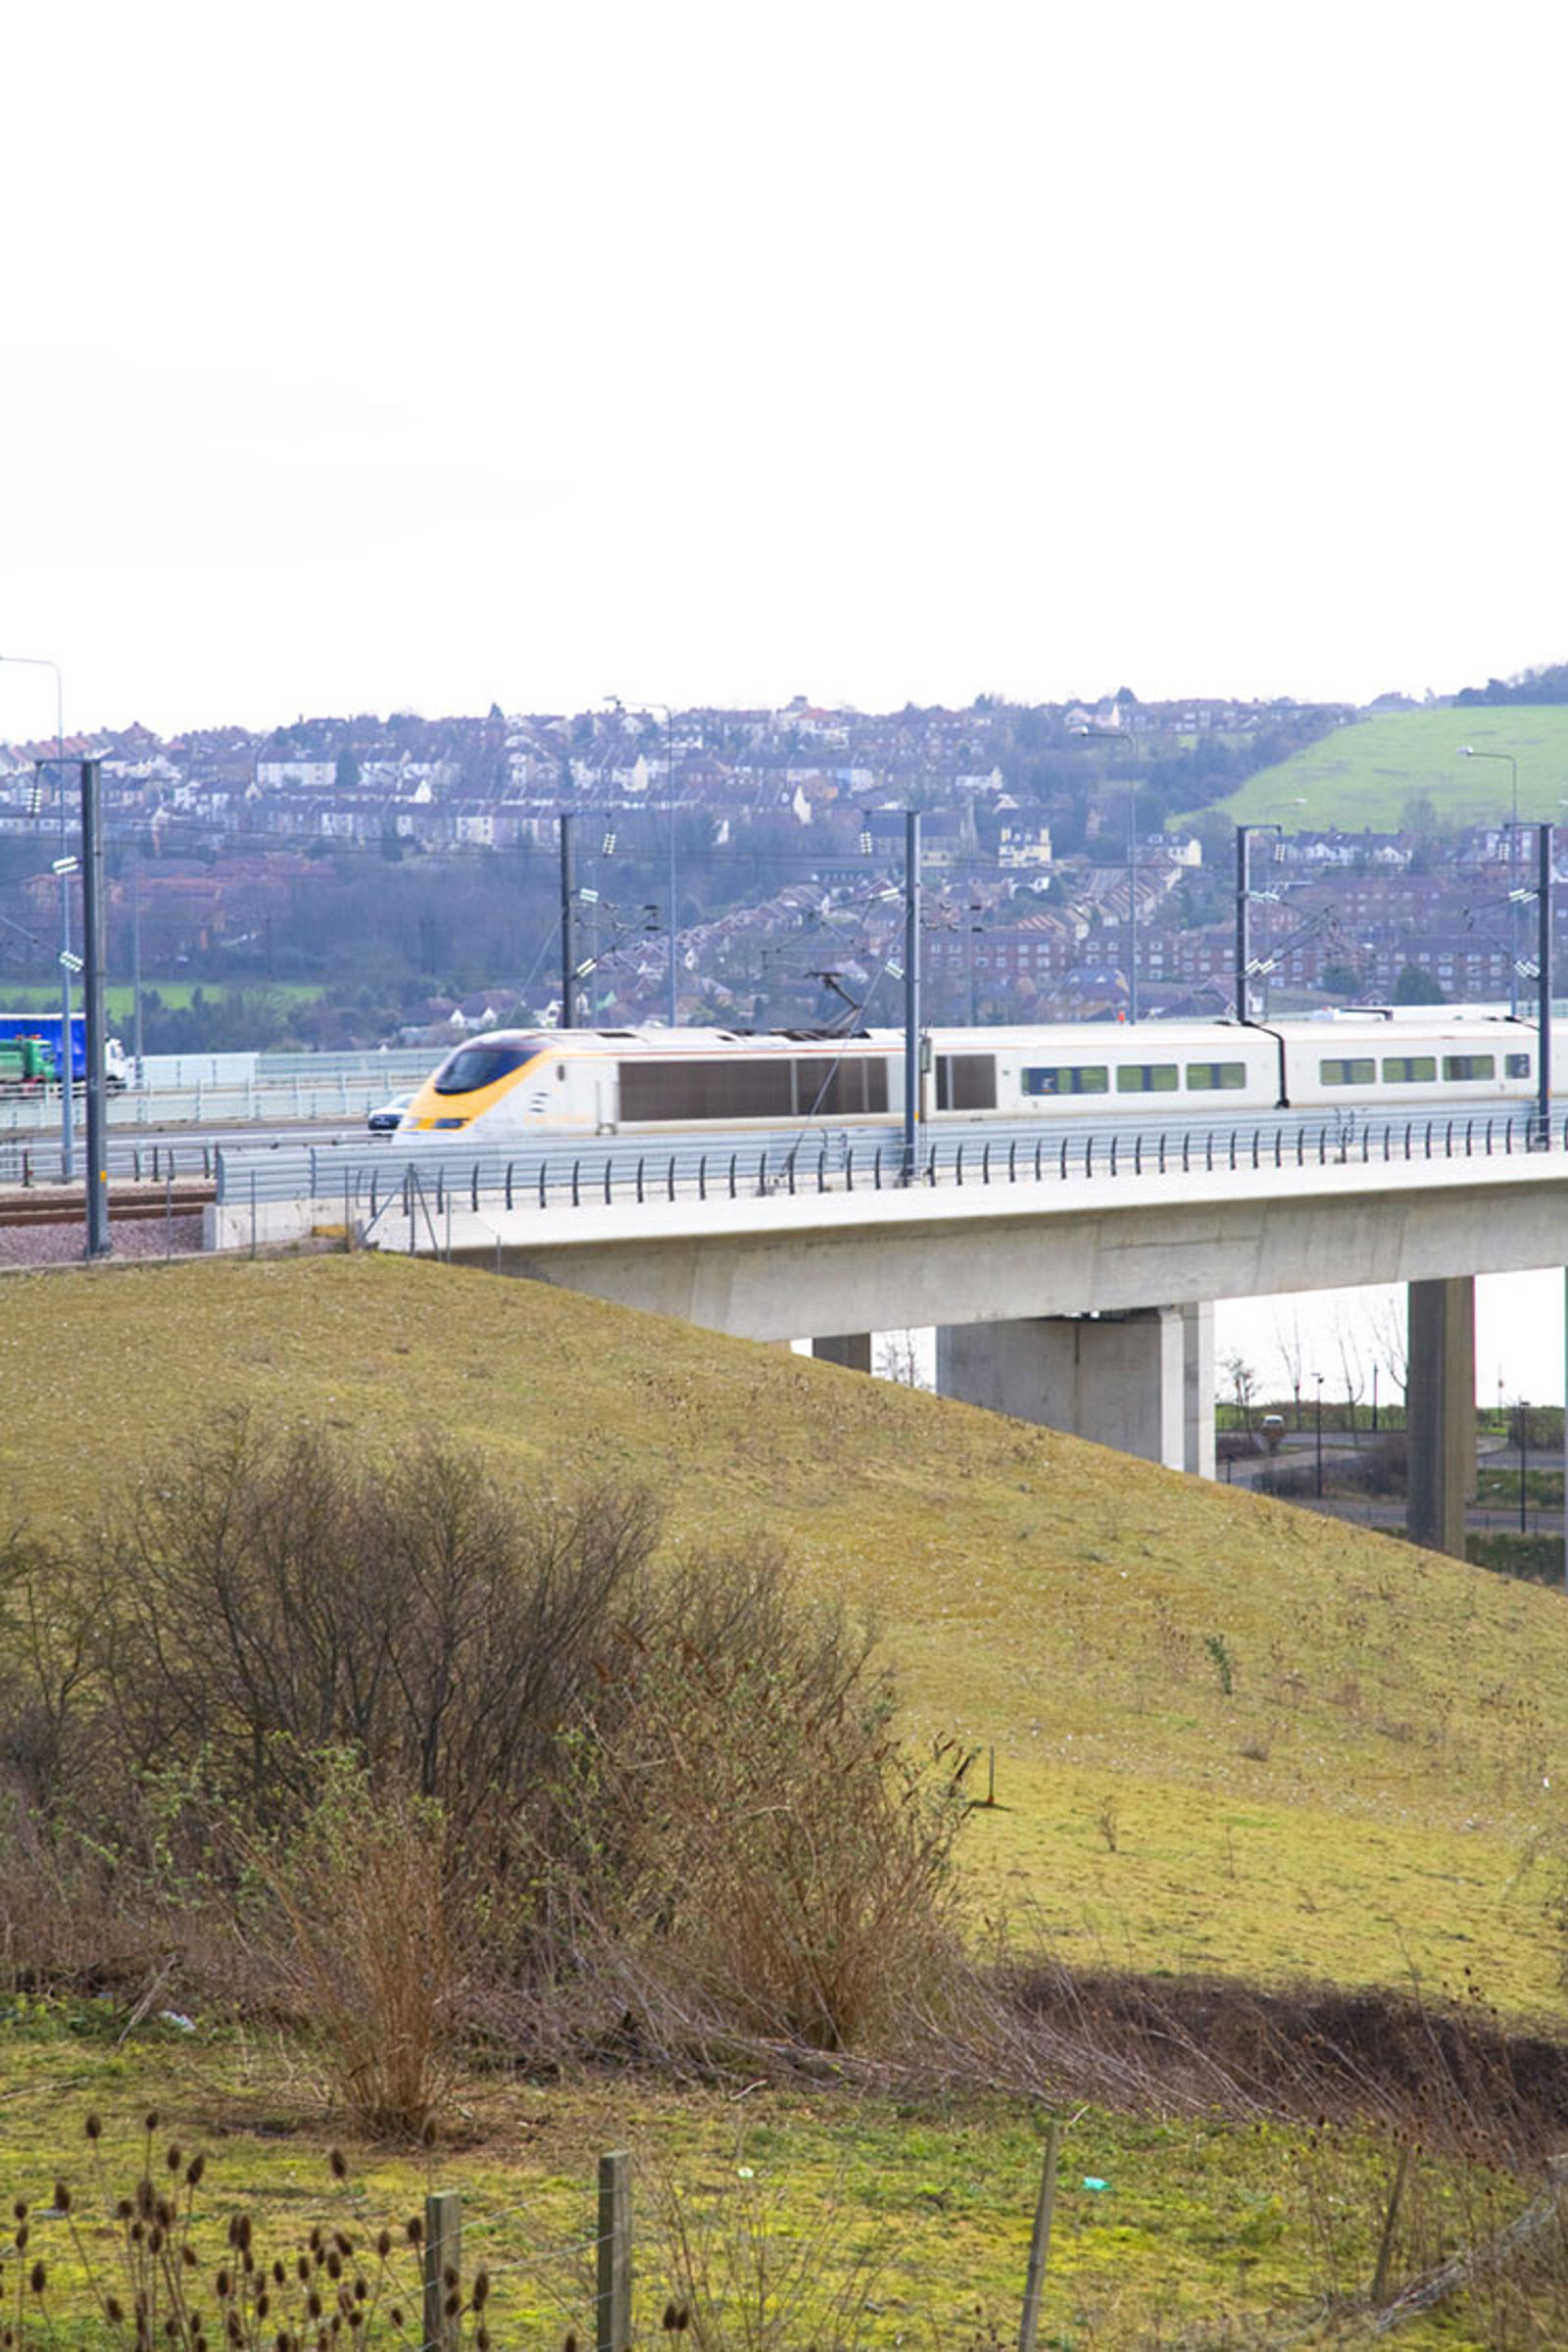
[18,2138,1072,2352]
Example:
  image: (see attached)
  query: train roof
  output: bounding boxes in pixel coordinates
[491,1010,1542,1061]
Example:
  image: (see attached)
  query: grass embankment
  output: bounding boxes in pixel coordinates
[1200,706,1568,832]
[3,1252,1563,2018]
[4,1253,1567,2346]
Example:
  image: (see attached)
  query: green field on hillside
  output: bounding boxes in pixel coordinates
[0,981,323,1021]
[1204,707,1568,832]
[3,1252,1565,2022]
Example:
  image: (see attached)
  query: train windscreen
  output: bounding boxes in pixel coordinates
[434,1039,546,1094]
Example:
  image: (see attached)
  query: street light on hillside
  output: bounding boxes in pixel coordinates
[1460,745,1522,1013]
[0,652,74,1177]
[610,696,679,1027]
[1071,722,1140,1021]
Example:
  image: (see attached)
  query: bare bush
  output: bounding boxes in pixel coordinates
[4,1425,971,2082]
[236,1758,463,2136]
[83,1413,662,1838]
[566,1545,974,2052]
[0,1536,100,1817]
[982,1960,1568,2171]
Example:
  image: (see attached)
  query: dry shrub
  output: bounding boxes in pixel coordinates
[980,1959,1568,2170]
[0,1799,176,2001]
[575,1545,974,2052]
[239,1758,462,2137]
[3,1425,972,2083]
[86,1413,662,1838]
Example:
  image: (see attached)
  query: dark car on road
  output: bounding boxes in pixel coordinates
[367,1092,416,1136]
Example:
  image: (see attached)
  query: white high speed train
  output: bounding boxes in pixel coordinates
[395,1011,1552,1141]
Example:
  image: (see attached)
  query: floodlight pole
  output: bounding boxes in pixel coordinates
[80,758,110,1259]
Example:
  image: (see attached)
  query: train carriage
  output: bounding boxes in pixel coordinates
[395,1010,1555,1142]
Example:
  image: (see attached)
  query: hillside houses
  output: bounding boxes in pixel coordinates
[0,692,1341,869]
[6,689,1504,1041]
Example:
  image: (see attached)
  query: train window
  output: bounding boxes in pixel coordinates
[1021,1065,1108,1097]
[1185,1061,1247,1091]
[936,1054,998,1110]
[1442,1054,1495,1082]
[1505,1053,1532,1079]
[616,1054,893,1123]
[434,1041,545,1093]
[1381,1056,1437,1084]
[619,1056,794,1121]
[1114,1063,1179,1093]
[796,1057,890,1116]
[1320,1057,1375,1086]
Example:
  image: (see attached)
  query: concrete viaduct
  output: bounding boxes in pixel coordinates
[234,1144,1568,1558]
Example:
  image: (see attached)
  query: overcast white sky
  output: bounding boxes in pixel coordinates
[3,0,1564,739]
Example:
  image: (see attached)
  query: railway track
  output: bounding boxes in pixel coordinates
[0,1182,216,1229]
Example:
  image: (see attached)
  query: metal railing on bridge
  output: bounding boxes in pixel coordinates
[0,1136,218,1190]
[213,1104,1568,1231]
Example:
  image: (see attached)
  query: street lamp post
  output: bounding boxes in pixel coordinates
[1535,820,1552,1144]
[1460,746,1522,1014]
[903,809,921,1187]
[1127,790,1139,1024]
[1071,724,1140,1021]
[0,653,73,1177]
[1314,1373,1325,1497]
[1235,824,1283,1043]
[610,698,679,1027]
[662,707,677,1029]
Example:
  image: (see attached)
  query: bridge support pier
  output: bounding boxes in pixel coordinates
[811,1332,873,1372]
[1406,1275,1476,1557]
[1183,1300,1216,1480]
[935,1305,1212,1475]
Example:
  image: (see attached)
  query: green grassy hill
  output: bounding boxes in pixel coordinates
[1202,707,1568,832]
[5,1251,1565,2021]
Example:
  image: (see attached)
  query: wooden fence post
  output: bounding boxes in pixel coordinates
[1017,2121,1061,2352]
[1372,2144,1412,2307]
[424,2188,462,2352]
[598,2149,632,2352]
